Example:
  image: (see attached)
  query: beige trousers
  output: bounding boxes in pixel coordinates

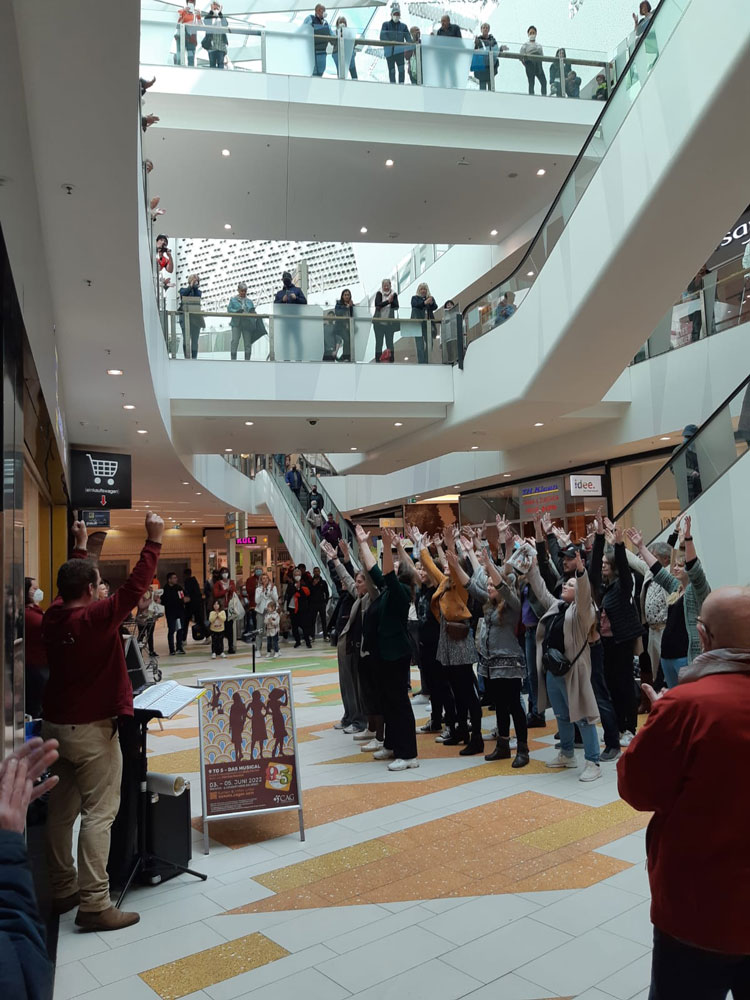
[42,718,123,912]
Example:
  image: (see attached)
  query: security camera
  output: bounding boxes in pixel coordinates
[308,419,318,426]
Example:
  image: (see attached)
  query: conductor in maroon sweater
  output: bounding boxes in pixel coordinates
[41,512,163,932]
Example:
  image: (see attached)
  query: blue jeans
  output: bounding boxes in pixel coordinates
[524,626,540,717]
[661,655,688,689]
[313,50,327,76]
[590,641,621,750]
[545,671,600,763]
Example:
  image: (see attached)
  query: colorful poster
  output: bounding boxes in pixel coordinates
[198,672,301,820]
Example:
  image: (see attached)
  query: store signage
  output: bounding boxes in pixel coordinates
[519,479,564,518]
[708,208,750,269]
[407,497,418,504]
[70,450,132,510]
[569,474,603,497]
[236,536,258,545]
[197,671,304,852]
[82,510,111,528]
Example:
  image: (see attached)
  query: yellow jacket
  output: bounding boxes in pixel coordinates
[419,547,472,623]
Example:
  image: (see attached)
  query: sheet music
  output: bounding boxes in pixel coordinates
[133,679,202,718]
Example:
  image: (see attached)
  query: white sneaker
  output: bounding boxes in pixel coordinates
[343,725,360,735]
[373,748,394,760]
[411,693,429,705]
[546,751,578,769]
[211,653,216,659]
[361,739,383,752]
[274,651,281,658]
[580,761,602,782]
[333,722,345,730]
[353,729,375,742]
[221,652,226,659]
[620,731,635,746]
[388,758,419,771]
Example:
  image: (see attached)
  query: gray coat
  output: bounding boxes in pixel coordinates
[335,561,377,659]
[467,572,524,679]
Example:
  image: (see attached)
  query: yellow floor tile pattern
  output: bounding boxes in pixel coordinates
[139,933,289,1000]
[228,791,646,913]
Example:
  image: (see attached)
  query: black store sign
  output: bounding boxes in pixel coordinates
[71,449,132,510]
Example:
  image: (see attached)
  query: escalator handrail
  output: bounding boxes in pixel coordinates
[297,466,361,569]
[613,371,750,523]
[461,0,681,329]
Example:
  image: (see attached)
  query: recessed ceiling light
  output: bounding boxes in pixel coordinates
[471,445,479,450]
[385,159,394,167]
[107,369,124,376]
[404,356,409,361]
[536,168,546,176]
[394,421,403,427]
[244,421,254,426]
[192,520,196,523]
[660,436,671,441]
[527,270,535,277]
[221,148,231,157]
[503,473,511,478]
[137,428,148,434]
[534,422,544,427]
[123,404,135,410]
[224,224,232,230]
[360,226,368,234]
[225,447,233,452]
[490,229,498,236]
[182,481,189,485]
[196,492,202,495]
[350,446,357,451]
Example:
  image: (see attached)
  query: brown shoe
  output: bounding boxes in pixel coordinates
[75,906,140,932]
[52,892,80,915]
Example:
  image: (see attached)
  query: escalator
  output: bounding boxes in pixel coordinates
[613,376,750,582]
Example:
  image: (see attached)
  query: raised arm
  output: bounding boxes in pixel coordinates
[681,516,710,605]
[612,528,634,598]
[394,535,420,585]
[446,549,470,588]
[625,527,658,571]
[354,523,376,574]
[526,558,557,613]
[418,543,445,587]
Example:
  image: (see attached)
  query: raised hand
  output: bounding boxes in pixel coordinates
[595,507,605,534]
[541,512,553,535]
[682,515,692,537]
[0,758,33,834]
[71,519,88,550]
[613,525,624,545]
[625,527,644,549]
[381,527,398,548]
[496,515,509,538]
[338,538,350,560]
[320,540,337,561]
[478,520,487,540]
[404,523,418,544]
[146,511,165,544]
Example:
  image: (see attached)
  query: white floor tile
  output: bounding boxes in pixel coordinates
[206,944,337,1000]
[246,968,350,1000]
[531,883,643,937]
[53,961,103,999]
[201,910,311,942]
[515,890,574,908]
[264,904,385,952]
[463,971,562,999]
[326,905,435,954]
[315,925,449,991]
[350,957,483,1000]
[201,879,275,909]
[56,931,111,966]
[82,921,226,985]
[596,952,652,999]
[419,894,539,947]
[600,864,652,899]
[91,892,223,949]
[441,917,571,984]
[56,977,163,1000]
[515,927,648,995]
[600,900,654,947]
[594,832,647,864]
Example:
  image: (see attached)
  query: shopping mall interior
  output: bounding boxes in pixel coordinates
[2,0,750,997]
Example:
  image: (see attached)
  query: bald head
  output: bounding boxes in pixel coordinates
[698,587,750,651]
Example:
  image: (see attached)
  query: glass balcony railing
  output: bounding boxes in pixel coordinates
[140,13,613,97]
[631,260,750,364]
[163,307,452,364]
[614,375,750,542]
[462,0,689,347]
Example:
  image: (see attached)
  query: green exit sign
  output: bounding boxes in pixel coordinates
[407,497,418,504]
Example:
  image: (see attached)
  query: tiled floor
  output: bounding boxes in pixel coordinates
[54,632,655,1000]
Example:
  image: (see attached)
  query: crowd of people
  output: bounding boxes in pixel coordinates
[169,0,627,98]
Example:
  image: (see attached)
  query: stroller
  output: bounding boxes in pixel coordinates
[123,613,163,683]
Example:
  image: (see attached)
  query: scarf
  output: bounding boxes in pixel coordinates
[679,648,750,685]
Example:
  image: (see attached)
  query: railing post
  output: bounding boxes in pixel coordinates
[179,22,187,67]
[169,313,177,358]
[260,29,267,74]
[268,314,275,361]
[559,54,567,96]
[337,26,345,79]
[416,43,423,85]
[488,48,495,91]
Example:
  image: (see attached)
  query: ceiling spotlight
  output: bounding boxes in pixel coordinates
[196,492,202,495]
[490,229,498,236]
[225,447,233,452]
[107,369,124,376]
[360,226,368,234]
[182,481,189,485]
[471,445,479,450]
[385,159,394,167]
[503,473,511,478]
[660,436,671,441]
[137,429,148,434]
[394,421,403,427]
[244,421,254,426]
[221,148,231,157]
[534,422,544,427]
[224,224,232,230]
[527,270,535,277]
[350,446,357,451]
[403,356,409,361]
[536,168,546,176]
[192,519,196,523]
[123,404,135,410]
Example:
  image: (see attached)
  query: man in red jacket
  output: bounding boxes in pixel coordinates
[618,585,750,998]
[42,512,163,932]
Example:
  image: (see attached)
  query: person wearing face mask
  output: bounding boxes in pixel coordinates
[373,278,399,362]
[24,577,48,718]
[380,2,411,84]
[213,567,237,654]
[472,23,506,91]
[520,25,546,96]
[303,4,333,77]
[202,2,228,69]
[333,17,358,79]
[175,1,202,66]
[274,271,307,305]
[178,273,204,359]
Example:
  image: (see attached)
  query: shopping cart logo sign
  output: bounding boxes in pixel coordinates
[70,449,132,510]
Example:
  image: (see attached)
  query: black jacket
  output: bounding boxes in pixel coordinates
[309,577,330,609]
[0,831,54,1000]
[161,582,185,618]
[374,291,400,331]
[437,24,462,37]
[589,536,643,643]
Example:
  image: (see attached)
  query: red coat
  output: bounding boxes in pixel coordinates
[617,669,750,954]
[213,578,236,610]
[25,604,47,668]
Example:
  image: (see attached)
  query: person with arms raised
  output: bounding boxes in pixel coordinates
[42,512,163,931]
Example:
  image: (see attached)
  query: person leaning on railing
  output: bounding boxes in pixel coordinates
[410,283,437,364]
[380,2,411,84]
[373,278,399,362]
[227,282,265,360]
[407,26,421,84]
[520,25,546,95]
[304,3,333,77]
[175,0,202,66]
[472,23,505,91]
[178,273,204,359]
[333,16,357,79]
[332,288,354,361]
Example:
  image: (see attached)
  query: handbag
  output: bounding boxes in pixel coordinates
[445,620,470,641]
[201,33,213,50]
[227,592,245,621]
[541,632,589,678]
[192,622,206,641]
[470,51,486,74]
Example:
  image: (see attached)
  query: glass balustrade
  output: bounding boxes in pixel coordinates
[462,0,690,347]
[614,376,750,541]
[163,307,447,364]
[140,13,611,97]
